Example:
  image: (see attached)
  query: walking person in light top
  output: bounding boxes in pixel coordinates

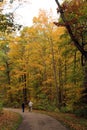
[28,100,33,112]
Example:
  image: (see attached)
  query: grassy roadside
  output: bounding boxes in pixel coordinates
[0,110,22,130]
[35,110,87,130]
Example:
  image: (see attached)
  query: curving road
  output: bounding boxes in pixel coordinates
[5,108,69,130]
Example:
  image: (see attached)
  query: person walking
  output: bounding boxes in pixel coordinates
[28,100,33,112]
[22,102,25,112]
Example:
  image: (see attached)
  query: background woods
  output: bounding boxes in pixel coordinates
[0,0,87,118]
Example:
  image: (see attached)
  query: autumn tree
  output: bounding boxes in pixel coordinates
[0,0,22,105]
[55,0,87,106]
[32,10,71,109]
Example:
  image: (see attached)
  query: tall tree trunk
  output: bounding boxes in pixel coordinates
[82,61,87,103]
[22,74,27,104]
[49,38,60,108]
[6,61,10,85]
[63,56,67,106]
[73,51,77,85]
[58,58,63,107]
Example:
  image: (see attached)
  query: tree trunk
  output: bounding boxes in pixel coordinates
[6,61,10,85]
[58,58,63,107]
[82,61,87,103]
[49,38,60,108]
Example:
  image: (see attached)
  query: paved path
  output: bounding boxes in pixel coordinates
[5,108,69,130]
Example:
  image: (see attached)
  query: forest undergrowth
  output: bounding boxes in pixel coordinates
[0,110,22,130]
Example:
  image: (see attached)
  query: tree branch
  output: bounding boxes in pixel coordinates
[55,0,87,60]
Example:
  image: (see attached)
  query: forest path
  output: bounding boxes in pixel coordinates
[5,108,69,130]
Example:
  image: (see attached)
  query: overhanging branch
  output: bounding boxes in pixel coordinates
[55,0,87,60]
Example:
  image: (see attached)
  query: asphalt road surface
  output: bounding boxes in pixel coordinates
[6,108,69,130]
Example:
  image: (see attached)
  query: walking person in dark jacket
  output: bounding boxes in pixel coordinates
[22,102,25,112]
